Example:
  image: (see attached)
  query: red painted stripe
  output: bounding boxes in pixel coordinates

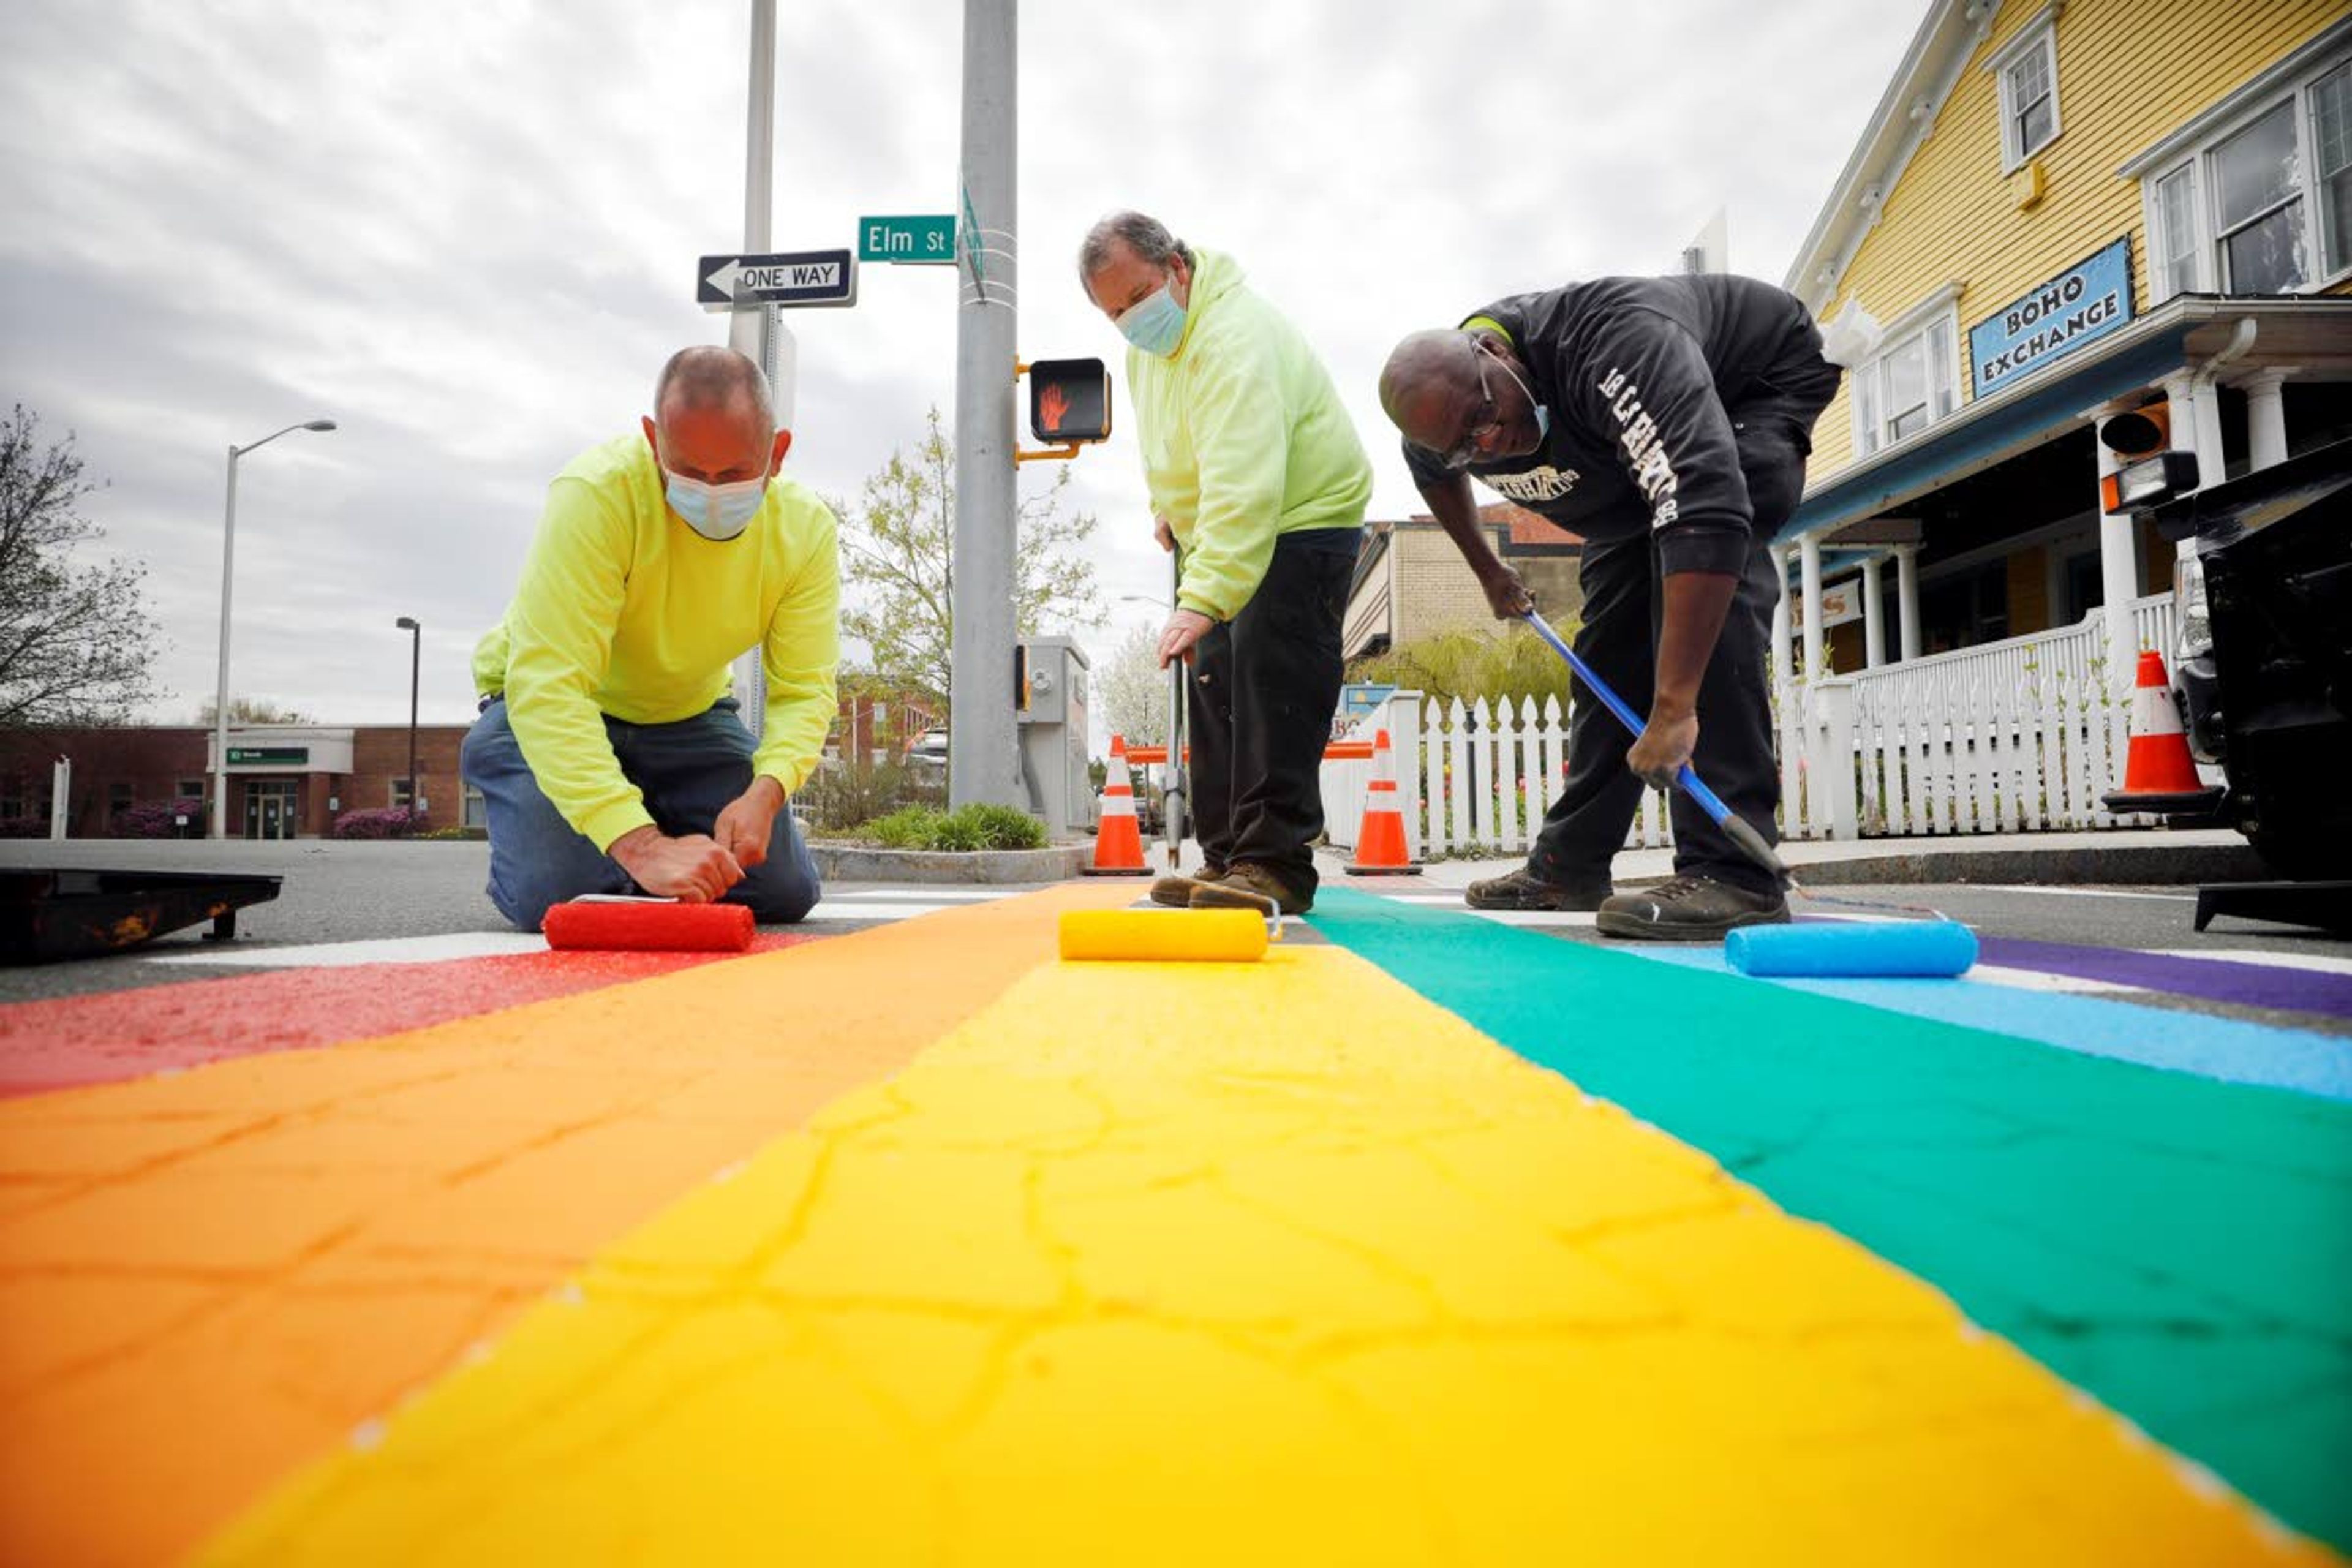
[0,933,819,1097]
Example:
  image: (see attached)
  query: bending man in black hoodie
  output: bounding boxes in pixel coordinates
[1378,273,1840,940]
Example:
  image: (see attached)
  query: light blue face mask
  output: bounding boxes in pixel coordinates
[663,468,768,542]
[1116,282,1188,358]
[1492,352,1550,443]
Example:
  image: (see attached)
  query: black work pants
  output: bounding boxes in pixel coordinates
[1188,529,1359,895]
[1526,369,1836,897]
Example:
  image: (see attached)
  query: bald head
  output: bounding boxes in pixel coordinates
[1379,330,1483,450]
[653,345,774,429]
[643,345,788,486]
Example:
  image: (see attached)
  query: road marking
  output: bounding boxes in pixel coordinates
[2154,948,2352,978]
[149,933,548,968]
[1966,885,2199,902]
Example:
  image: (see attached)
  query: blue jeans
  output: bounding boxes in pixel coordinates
[460,696,821,930]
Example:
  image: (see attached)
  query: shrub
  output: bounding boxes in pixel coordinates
[110,799,195,839]
[798,760,943,832]
[418,824,486,841]
[852,802,1047,853]
[332,805,425,840]
[1346,620,1577,712]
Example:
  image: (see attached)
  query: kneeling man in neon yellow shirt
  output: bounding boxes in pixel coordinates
[462,346,839,930]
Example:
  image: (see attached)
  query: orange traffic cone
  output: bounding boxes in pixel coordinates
[1346,728,1420,876]
[2103,650,2223,814]
[1083,733,1151,877]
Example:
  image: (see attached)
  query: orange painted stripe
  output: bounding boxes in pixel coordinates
[0,884,1126,1568]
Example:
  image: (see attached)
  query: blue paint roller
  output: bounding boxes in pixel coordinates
[1517,611,1976,978]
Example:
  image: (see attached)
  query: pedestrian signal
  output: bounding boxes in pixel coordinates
[1027,358,1112,445]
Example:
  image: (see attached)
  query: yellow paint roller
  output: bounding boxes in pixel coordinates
[1058,907,1272,962]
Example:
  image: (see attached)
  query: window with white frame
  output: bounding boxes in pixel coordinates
[1849,294,1962,458]
[1990,10,2062,172]
[2139,46,2352,300]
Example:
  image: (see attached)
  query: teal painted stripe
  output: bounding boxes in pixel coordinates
[1628,946,2352,1101]
[1310,889,2352,1552]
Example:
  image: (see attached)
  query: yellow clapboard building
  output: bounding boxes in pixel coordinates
[1777,0,2351,679]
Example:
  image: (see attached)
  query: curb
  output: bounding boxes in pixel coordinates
[810,843,1091,885]
[1736,841,2269,888]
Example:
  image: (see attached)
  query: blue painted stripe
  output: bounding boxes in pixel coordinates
[1630,946,2352,1102]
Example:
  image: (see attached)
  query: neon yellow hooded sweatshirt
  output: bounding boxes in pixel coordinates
[1124,249,1371,620]
[471,434,840,851]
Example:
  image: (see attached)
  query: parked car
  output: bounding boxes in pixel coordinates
[905,728,949,771]
[2149,437,2352,878]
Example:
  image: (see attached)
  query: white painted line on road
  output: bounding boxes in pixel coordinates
[1460,909,1601,928]
[150,933,549,968]
[802,900,971,921]
[1966,885,2198,902]
[2153,948,2352,978]
[828,888,1016,901]
[1967,964,2137,994]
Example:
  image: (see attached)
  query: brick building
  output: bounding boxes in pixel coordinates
[0,723,472,839]
[1343,502,1584,660]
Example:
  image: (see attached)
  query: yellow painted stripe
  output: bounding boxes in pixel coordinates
[0,885,1130,1568]
[198,944,2326,1566]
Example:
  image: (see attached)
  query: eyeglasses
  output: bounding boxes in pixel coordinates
[1441,345,1502,471]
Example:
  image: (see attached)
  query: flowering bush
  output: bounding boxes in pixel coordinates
[331,806,425,840]
[110,799,197,839]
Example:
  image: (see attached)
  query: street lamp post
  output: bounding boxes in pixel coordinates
[395,617,421,823]
[212,418,337,839]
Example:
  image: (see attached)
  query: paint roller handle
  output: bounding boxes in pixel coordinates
[1517,612,1792,886]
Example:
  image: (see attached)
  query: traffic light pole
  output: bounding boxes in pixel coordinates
[949,0,1022,809]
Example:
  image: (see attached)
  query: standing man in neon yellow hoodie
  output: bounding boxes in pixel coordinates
[1079,212,1371,916]
[461,346,839,930]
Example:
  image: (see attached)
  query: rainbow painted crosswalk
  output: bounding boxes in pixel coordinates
[0,886,2343,1564]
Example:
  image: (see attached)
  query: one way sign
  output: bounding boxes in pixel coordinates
[696,249,859,310]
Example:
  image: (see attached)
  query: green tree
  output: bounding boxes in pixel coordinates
[0,405,165,728]
[1346,620,1580,713]
[832,407,1105,712]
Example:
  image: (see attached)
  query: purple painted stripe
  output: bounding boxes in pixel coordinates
[1973,935,2352,1019]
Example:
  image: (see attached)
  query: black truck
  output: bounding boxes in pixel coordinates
[2148,437,2352,887]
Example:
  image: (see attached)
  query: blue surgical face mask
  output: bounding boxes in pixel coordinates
[663,467,768,542]
[1493,352,1550,443]
[1116,282,1188,357]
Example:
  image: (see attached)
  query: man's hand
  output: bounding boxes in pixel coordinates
[1626,706,1699,790]
[608,825,744,903]
[714,775,786,870]
[1153,513,1177,553]
[1158,608,1215,668]
[1479,563,1534,619]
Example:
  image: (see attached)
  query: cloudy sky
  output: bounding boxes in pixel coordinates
[1,0,1922,729]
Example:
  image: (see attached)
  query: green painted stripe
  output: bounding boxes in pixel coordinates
[1310,889,2352,1551]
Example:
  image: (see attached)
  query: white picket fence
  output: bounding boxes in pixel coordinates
[1323,594,2179,855]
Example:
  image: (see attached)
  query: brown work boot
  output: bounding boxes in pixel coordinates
[1596,875,1788,941]
[1463,867,1613,911]
[1150,865,1225,909]
[1191,862,1310,916]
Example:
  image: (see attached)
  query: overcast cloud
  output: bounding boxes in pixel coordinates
[0,0,1921,729]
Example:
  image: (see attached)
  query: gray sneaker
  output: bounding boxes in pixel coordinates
[1150,866,1226,909]
[1464,867,1613,911]
[1596,875,1789,941]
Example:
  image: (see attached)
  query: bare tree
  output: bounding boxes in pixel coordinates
[0,405,165,728]
[1096,622,1169,747]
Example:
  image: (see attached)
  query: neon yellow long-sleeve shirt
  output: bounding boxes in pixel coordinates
[471,434,840,851]
[1124,248,1371,621]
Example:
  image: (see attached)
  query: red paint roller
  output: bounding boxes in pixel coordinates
[543,895,754,953]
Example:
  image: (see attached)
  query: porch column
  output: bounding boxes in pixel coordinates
[1799,530,1825,682]
[2160,371,2199,486]
[1770,545,1793,691]
[1894,544,1921,661]
[2094,437,2141,685]
[2239,369,2293,472]
[1861,555,1886,668]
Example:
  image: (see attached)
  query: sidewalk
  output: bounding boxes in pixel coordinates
[1317,826,2263,890]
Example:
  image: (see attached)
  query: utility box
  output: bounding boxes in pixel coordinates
[1016,636,1094,834]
